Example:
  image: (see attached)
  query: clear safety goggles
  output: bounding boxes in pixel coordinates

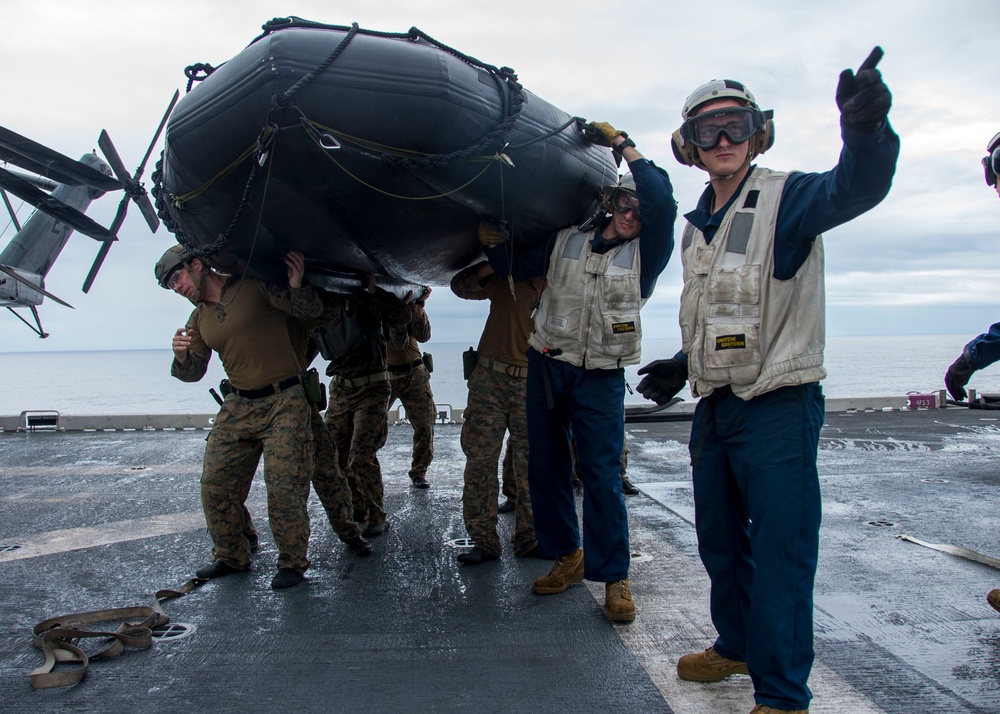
[983,145,1000,187]
[681,106,763,149]
[611,189,641,216]
[167,266,187,291]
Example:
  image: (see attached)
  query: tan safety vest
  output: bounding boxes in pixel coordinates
[530,226,643,369]
[679,167,827,400]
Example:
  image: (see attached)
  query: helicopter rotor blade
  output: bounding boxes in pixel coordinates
[0,125,121,192]
[0,167,117,243]
[98,130,159,233]
[0,264,74,308]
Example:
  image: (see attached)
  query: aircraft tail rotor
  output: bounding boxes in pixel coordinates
[83,90,180,293]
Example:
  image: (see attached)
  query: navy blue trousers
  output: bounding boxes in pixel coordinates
[525,348,630,582]
[690,382,824,710]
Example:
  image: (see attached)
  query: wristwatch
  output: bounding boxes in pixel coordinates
[614,136,636,153]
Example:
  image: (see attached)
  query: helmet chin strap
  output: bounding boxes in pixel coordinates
[184,263,203,305]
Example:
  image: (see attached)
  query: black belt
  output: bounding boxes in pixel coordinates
[230,375,300,400]
[388,357,423,374]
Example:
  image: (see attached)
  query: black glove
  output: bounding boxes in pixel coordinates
[945,353,976,401]
[636,358,688,406]
[836,46,891,132]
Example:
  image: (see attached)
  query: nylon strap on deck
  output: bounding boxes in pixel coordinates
[897,534,1000,570]
[29,577,206,689]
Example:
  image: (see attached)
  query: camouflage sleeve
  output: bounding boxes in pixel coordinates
[409,305,431,343]
[263,280,324,320]
[371,287,411,328]
[450,262,492,301]
[301,287,345,332]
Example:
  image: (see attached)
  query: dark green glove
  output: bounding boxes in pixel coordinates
[836,46,891,132]
[636,358,688,405]
[945,353,976,401]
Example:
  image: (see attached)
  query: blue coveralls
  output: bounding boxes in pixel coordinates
[683,122,900,710]
[963,322,1000,370]
[488,157,676,581]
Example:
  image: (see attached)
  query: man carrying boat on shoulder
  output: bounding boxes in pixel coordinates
[636,49,899,713]
[156,246,322,590]
[484,122,676,623]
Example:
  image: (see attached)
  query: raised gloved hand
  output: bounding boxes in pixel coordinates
[836,46,891,133]
[636,358,688,405]
[478,220,508,247]
[945,353,977,401]
[587,121,625,148]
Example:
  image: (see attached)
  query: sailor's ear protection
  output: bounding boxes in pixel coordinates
[671,129,697,166]
[670,116,776,168]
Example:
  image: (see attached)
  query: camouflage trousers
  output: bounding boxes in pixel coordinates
[202,384,313,572]
[388,364,435,481]
[460,364,536,556]
[310,407,363,542]
[326,378,390,527]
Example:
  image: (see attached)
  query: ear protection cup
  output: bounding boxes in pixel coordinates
[671,129,697,166]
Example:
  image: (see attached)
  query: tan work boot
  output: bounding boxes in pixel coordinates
[531,547,584,595]
[605,579,636,623]
[988,588,1000,614]
[749,705,809,713]
[677,645,749,682]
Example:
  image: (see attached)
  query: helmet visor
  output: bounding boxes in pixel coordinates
[681,106,760,149]
[984,146,1000,187]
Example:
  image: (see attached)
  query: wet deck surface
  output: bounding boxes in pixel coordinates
[2,406,1000,713]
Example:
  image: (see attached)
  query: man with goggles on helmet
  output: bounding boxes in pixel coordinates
[482,120,676,624]
[636,48,898,714]
[944,132,1000,619]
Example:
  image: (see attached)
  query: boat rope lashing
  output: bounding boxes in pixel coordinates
[183,63,218,93]
[200,123,279,258]
[253,18,527,172]
[28,577,207,689]
[271,23,359,116]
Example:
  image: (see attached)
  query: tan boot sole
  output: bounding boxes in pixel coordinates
[605,608,636,623]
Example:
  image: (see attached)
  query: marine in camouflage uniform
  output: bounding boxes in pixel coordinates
[451,259,540,563]
[386,288,435,488]
[313,276,410,538]
[163,249,320,589]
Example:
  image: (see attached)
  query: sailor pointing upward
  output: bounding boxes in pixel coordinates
[637,48,899,714]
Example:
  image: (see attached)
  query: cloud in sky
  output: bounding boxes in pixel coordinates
[1,0,999,353]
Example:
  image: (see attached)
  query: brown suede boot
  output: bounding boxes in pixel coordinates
[531,547,584,595]
[988,588,1000,614]
[604,579,636,623]
[677,645,749,682]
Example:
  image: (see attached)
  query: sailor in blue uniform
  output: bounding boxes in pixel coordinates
[636,50,899,713]
[484,121,676,623]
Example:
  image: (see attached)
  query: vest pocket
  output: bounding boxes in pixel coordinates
[707,265,760,314]
[604,312,642,350]
[704,322,760,369]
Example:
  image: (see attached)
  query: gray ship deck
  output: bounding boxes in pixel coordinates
[2,406,999,713]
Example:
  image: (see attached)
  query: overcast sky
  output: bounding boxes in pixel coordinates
[2,0,999,353]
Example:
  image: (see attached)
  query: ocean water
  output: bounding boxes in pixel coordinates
[0,335,989,415]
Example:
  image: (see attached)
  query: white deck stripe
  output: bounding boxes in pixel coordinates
[0,511,205,562]
[578,482,884,713]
